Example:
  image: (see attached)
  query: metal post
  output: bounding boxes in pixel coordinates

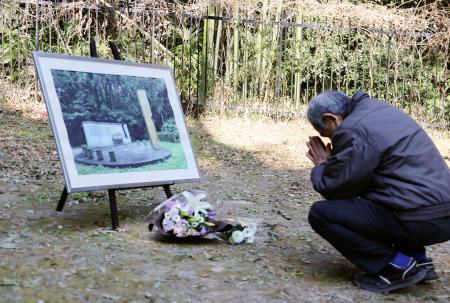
[361,40,366,91]
[275,20,282,122]
[34,0,39,102]
[165,17,169,65]
[196,17,200,104]
[243,16,248,104]
[95,8,99,46]
[377,33,383,98]
[337,21,343,91]
[401,47,406,107]
[204,15,208,104]
[346,21,351,95]
[9,13,12,83]
[313,19,319,94]
[385,34,392,102]
[26,6,29,85]
[48,3,52,52]
[141,11,145,63]
[1,8,4,83]
[369,38,374,96]
[108,189,120,230]
[305,18,311,102]
[17,16,21,85]
[298,16,303,103]
[163,185,173,198]
[188,16,192,105]
[290,23,296,100]
[409,43,415,113]
[329,18,335,90]
[353,26,359,92]
[173,14,176,75]
[56,186,68,211]
[257,17,264,98]
[151,12,155,63]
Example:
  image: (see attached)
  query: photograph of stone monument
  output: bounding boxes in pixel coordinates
[51,69,188,175]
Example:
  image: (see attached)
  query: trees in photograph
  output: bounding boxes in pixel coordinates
[51,70,177,147]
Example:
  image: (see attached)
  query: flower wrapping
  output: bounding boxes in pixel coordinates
[148,191,232,237]
[148,191,257,244]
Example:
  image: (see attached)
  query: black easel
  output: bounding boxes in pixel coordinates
[56,41,174,230]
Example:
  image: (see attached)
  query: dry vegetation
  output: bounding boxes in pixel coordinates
[161,0,448,51]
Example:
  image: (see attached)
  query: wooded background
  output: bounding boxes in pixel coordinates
[0,0,448,125]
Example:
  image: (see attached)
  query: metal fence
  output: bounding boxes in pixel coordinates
[1,1,449,122]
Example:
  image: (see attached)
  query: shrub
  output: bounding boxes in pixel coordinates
[158,119,180,143]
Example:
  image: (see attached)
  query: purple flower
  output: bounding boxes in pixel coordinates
[199,226,207,236]
[207,212,217,217]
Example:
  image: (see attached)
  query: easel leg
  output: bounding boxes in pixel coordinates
[162,185,173,198]
[108,189,120,230]
[56,186,68,211]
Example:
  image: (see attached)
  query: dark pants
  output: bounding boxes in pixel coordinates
[308,198,450,275]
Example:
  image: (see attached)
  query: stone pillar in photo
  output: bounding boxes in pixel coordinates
[137,90,162,150]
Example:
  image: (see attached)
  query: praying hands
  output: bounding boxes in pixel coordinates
[306,136,331,166]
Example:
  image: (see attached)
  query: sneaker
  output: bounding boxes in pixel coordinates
[353,260,427,294]
[417,258,438,282]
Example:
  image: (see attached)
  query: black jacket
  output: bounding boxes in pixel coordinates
[311,91,450,220]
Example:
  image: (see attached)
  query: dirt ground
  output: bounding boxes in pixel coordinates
[1,106,450,303]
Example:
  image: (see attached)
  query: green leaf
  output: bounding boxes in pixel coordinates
[179,210,190,217]
[202,222,215,227]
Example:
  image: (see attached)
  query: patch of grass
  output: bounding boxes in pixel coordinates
[28,192,56,206]
[0,114,51,141]
[74,141,188,175]
[15,128,52,141]
[28,191,106,207]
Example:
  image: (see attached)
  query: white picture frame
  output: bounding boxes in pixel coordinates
[33,51,200,193]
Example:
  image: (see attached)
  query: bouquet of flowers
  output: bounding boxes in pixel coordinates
[148,191,257,244]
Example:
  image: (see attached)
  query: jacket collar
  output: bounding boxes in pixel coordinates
[350,90,370,112]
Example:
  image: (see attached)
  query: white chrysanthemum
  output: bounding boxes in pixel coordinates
[172,215,181,223]
[173,219,188,237]
[162,218,174,231]
[168,207,179,217]
[187,228,200,236]
[164,207,178,219]
[230,230,245,244]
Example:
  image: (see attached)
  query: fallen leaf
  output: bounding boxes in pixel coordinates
[199,271,211,278]
[102,294,121,301]
[0,278,19,286]
[0,243,16,249]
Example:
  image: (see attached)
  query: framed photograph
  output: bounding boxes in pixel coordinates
[33,51,200,193]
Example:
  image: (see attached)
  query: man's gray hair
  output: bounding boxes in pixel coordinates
[307,91,352,129]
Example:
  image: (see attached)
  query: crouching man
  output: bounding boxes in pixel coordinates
[305,90,450,293]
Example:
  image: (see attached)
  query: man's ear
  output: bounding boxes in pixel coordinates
[322,113,340,126]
